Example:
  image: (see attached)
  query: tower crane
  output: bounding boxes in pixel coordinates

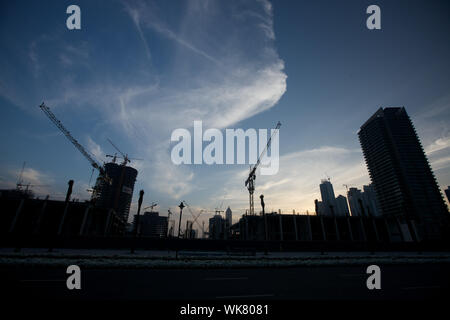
[144,202,158,211]
[106,138,143,165]
[107,138,129,165]
[106,153,119,164]
[245,121,281,215]
[39,102,110,198]
[106,153,143,164]
[214,199,225,217]
[14,162,48,194]
[182,201,204,232]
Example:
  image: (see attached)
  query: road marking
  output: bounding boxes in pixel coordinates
[204,277,248,281]
[401,285,441,290]
[216,294,274,299]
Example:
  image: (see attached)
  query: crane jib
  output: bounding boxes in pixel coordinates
[39,102,111,187]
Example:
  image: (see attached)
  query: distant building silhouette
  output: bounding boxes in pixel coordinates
[225,207,233,232]
[225,207,232,227]
[209,214,225,239]
[95,162,138,222]
[335,195,350,216]
[134,211,168,238]
[319,179,337,216]
[347,187,364,216]
[347,185,381,217]
[314,199,324,215]
[358,107,448,240]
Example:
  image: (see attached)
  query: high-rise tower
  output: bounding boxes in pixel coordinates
[225,207,232,227]
[319,179,337,216]
[358,107,448,240]
[95,162,138,222]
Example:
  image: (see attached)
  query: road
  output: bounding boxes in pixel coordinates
[2,264,449,301]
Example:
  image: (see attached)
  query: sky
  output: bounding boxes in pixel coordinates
[1,0,449,235]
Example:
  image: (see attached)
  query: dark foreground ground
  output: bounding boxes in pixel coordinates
[2,264,449,301]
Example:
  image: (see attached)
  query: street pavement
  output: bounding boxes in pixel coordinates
[2,263,449,300]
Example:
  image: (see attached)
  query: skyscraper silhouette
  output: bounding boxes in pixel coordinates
[358,107,448,240]
[319,179,337,216]
[347,187,364,217]
[335,195,350,216]
[225,207,232,227]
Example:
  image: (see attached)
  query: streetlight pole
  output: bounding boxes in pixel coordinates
[175,202,185,259]
[260,195,268,241]
[260,194,268,255]
[131,190,144,254]
[177,202,185,238]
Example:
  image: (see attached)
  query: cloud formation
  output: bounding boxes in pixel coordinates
[115,0,287,198]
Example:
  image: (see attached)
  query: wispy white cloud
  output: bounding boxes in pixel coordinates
[415,94,450,176]
[110,0,287,200]
[430,155,450,171]
[425,136,450,154]
[3,1,288,221]
[86,136,106,164]
[28,34,57,78]
[29,40,41,77]
[414,94,450,121]
[59,42,90,67]
[124,4,152,61]
[123,0,219,64]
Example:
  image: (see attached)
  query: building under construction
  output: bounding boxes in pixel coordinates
[94,162,138,222]
[39,102,139,230]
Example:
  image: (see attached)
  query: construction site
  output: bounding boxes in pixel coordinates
[1,103,449,253]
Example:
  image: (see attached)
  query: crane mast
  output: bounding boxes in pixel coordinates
[39,102,110,198]
[245,121,281,215]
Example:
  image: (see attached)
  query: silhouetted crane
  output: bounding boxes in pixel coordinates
[183,201,204,231]
[245,121,281,215]
[39,102,110,198]
[106,138,142,165]
[144,202,158,211]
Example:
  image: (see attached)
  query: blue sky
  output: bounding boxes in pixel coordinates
[1,0,449,232]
